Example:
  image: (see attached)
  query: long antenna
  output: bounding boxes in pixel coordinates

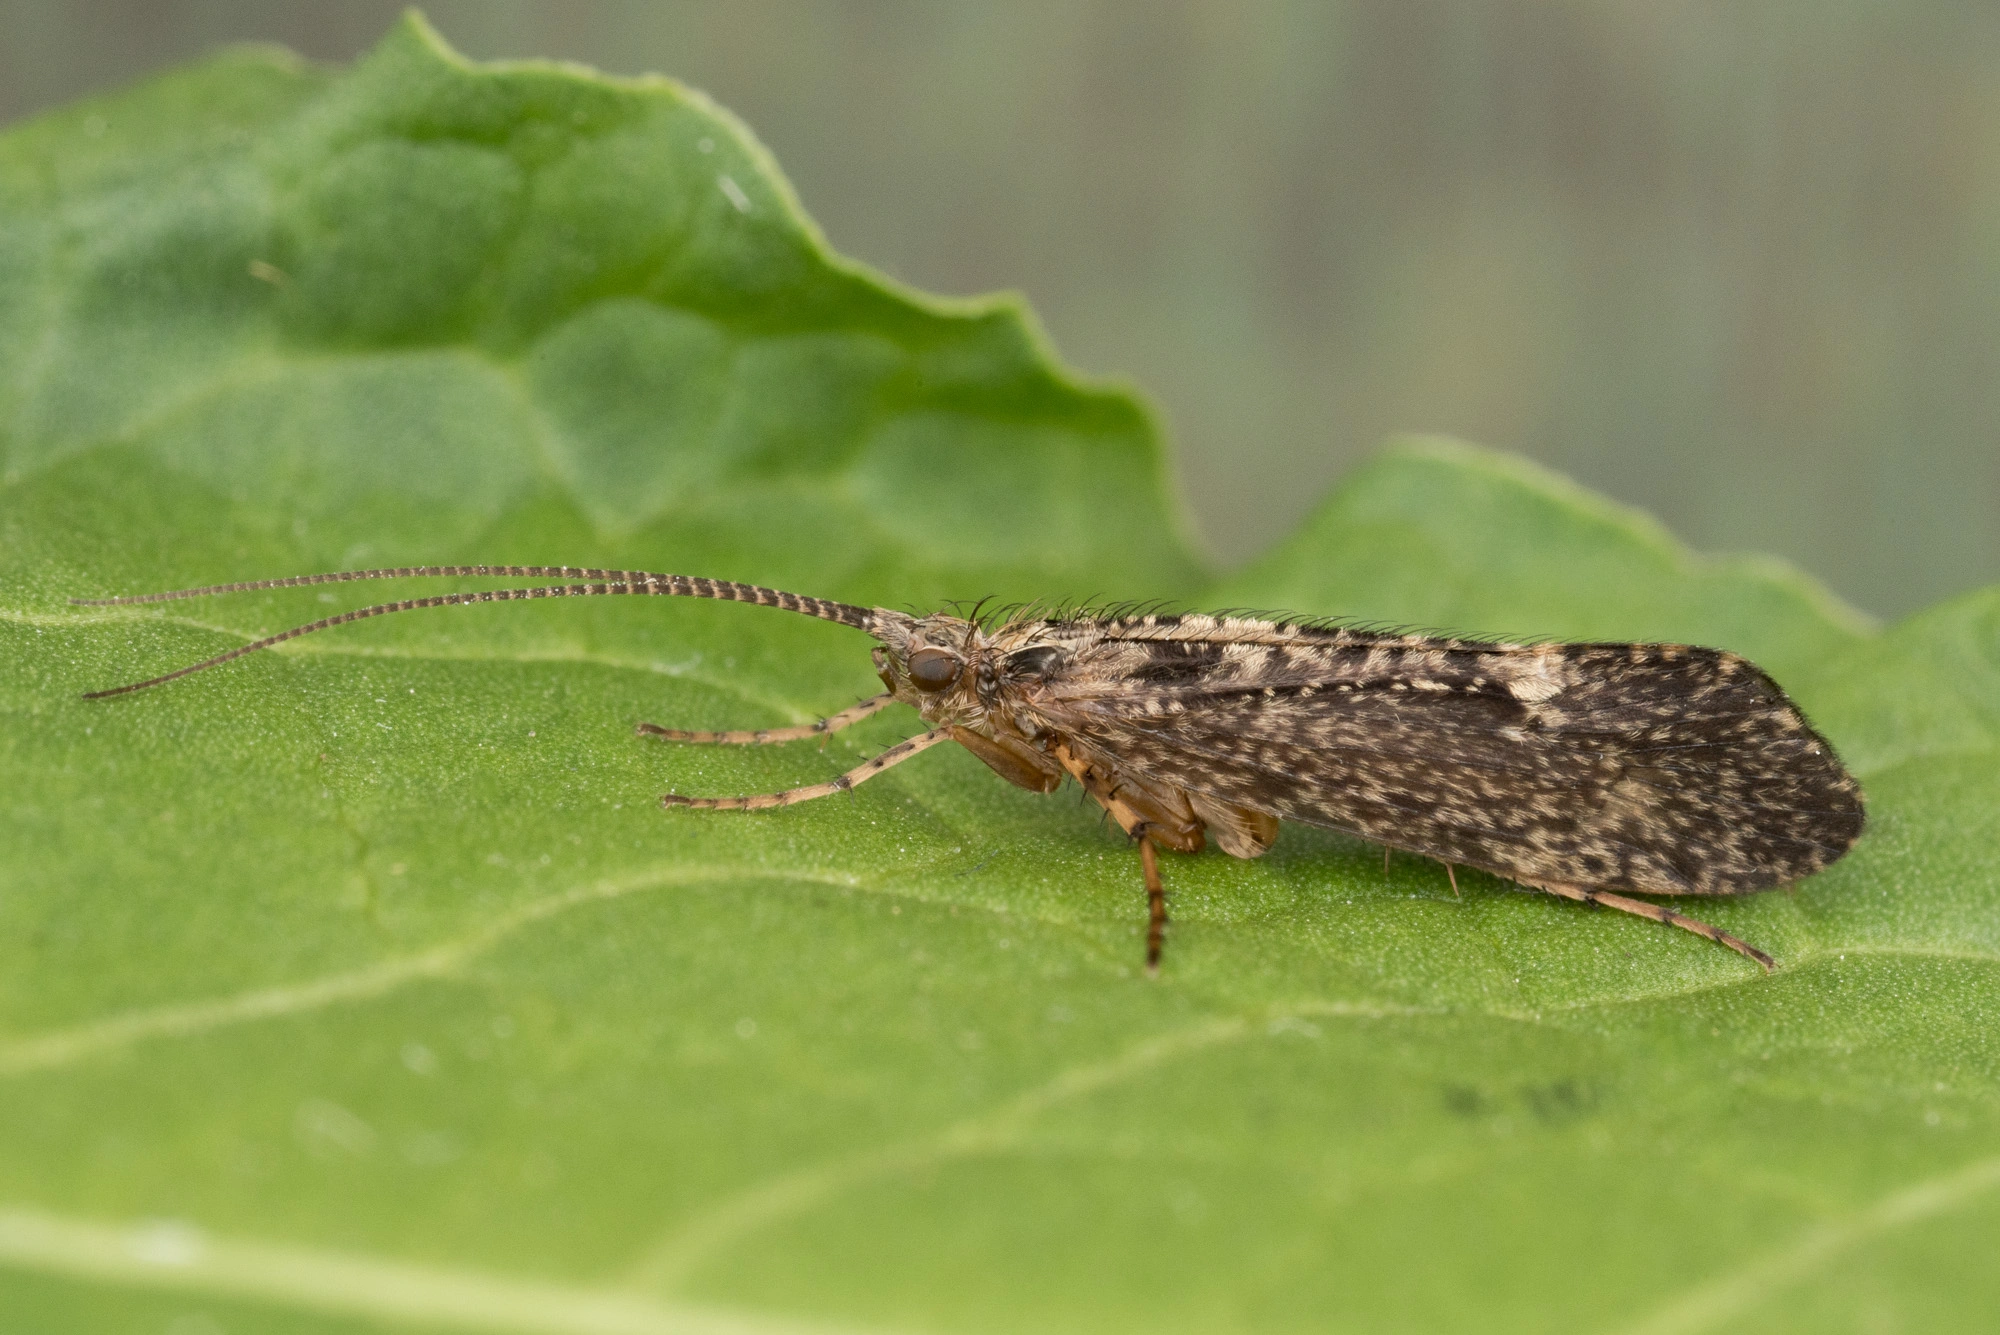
[73,565,886,700]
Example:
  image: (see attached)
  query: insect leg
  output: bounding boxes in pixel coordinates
[1046,741,1199,970]
[637,693,893,745]
[660,727,951,811]
[1047,742,1202,850]
[1534,882,1775,972]
[1139,835,1167,974]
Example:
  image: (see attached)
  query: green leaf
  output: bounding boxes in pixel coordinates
[3,16,1995,1334]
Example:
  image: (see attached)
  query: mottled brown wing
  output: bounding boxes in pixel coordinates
[1034,636,1865,896]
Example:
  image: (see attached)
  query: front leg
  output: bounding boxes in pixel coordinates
[952,726,1063,793]
[661,728,951,810]
[638,692,893,745]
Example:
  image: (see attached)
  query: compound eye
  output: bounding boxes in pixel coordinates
[906,647,963,692]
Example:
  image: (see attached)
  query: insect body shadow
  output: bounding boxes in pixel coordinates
[76,566,1867,973]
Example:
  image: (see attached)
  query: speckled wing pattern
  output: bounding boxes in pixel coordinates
[1009,614,1866,897]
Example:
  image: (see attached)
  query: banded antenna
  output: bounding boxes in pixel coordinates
[73,566,886,700]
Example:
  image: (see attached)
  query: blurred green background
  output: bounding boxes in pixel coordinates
[6,0,1996,620]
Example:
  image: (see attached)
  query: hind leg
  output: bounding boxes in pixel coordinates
[1533,881,1775,972]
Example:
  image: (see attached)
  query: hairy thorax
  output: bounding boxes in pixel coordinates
[868,613,1279,858]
